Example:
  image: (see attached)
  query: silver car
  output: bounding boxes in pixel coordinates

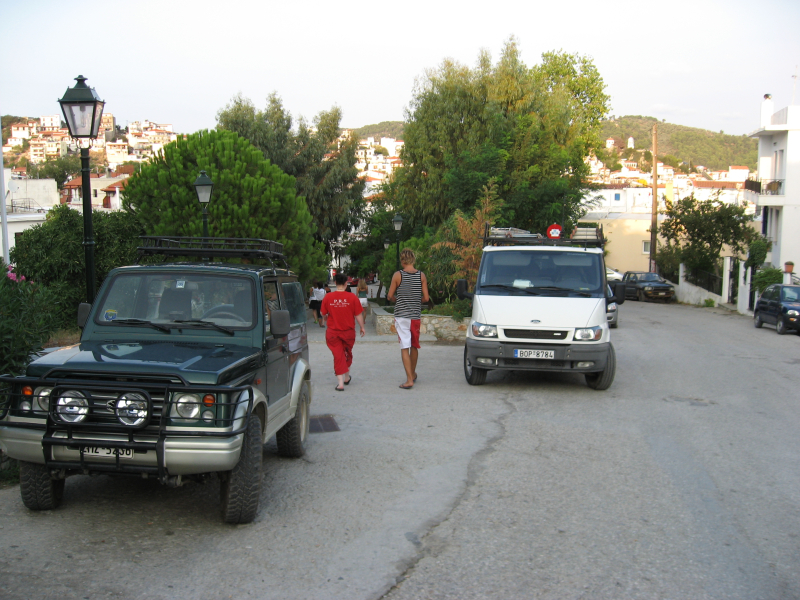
[606,285,619,328]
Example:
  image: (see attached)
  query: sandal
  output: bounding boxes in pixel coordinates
[399,383,413,390]
[344,375,352,385]
[334,385,344,392]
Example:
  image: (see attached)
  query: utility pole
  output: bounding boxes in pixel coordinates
[650,124,658,272]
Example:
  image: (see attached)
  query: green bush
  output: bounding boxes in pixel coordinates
[752,267,783,294]
[0,264,60,376]
[10,205,144,329]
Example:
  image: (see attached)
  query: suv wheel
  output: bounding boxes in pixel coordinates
[637,290,644,302]
[585,344,616,391]
[776,318,787,335]
[20,461,65,511]
[276,380,310,458]
[464,346,487,385]
[220,413,263,524]
[754,312,763,328]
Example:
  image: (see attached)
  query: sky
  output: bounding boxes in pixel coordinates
[1,0,799,137]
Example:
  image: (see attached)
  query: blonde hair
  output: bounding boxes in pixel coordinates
[357,279,368,292]
[399,248,416,266]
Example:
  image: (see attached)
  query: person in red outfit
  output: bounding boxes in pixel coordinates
[321,273,366,391]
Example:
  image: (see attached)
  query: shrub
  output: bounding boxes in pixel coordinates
[10,205,144,329]
[752,267,783,294]
[0,264,60,376]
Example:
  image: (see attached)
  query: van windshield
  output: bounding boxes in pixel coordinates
[477,250,604,298]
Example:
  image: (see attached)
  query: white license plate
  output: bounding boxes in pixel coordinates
[658,292,666,295]
[514,349,555,359]
[82,446,134,459]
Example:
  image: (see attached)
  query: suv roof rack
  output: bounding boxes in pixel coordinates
[137,236,290,270]
[483,223,605,248]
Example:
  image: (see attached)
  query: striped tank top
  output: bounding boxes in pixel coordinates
[394,270,423,319]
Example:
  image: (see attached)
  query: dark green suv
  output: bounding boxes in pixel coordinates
[0,237,311,524]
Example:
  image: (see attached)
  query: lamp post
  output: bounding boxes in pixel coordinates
[392,214,403,271]
[193,170,214,239]
[383,238,390,250]
[58,75,105,302]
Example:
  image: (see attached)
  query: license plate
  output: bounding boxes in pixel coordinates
[658,292,666,295]
[514,349,555,359]
[82,446,134,460]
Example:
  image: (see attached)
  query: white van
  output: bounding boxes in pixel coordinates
[456,226,626,390]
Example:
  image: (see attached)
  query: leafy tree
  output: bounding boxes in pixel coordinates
[752,267,783,294]
[27,155,81,189]
[216,93,365,251]
[389,38,609,234]
[354,121,405,140]
[122,129,327,283]
[658,193,755,274]
[374,146,389,156]
[10,205,144,328]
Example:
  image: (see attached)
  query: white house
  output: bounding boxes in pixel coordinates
[744,94,800,273]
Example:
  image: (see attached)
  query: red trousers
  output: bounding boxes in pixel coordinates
[326,328,356,375]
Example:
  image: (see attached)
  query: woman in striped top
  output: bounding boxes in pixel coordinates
[388,248,430,389]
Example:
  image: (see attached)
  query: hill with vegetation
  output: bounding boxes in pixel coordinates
[601,116,757,172]
[352,121,404,141]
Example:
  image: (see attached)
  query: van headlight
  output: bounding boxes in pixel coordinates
[471,322,497,338]
[574,326,602,341]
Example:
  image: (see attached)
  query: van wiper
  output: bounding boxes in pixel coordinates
[480,284,540,295]
[172,319,235,336]
[537,286,592,297]
[111,318,172,333]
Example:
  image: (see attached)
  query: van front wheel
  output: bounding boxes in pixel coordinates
[464,346,487,385]
[585,344,616,390]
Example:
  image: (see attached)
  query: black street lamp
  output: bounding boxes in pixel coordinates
[383,238,391,250]
[58,75,105,302]
[193,170,214,239]
[392,214,403,271]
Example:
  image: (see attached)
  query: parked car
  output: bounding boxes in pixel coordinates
[753,284,800,335]
[606,267,623,282]
[606,285,619,328]
[364,273,377,285]
[346,275,359,286]
[622,271,675,301]
[0,236,312,524]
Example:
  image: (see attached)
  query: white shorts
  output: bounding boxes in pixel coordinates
[395,317,421,350]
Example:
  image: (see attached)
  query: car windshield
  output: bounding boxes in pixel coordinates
[781,286,800,302]
[635,273,664,282]
[95,272,256,330]
[477,250,604,297]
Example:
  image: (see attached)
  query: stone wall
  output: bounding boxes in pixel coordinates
[371,304,467,342]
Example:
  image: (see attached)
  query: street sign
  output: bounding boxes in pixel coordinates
[546,223,562,239]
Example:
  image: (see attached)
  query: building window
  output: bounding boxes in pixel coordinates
[93,189,98,198]
[614,193,621,201]
[642,240,651,254]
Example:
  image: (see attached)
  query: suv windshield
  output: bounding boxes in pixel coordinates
[95,272,256,329]
[477,250,604,297]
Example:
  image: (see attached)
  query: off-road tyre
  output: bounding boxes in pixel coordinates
[276,380,310,458]
[464,345,487,385]
[585,343,616,391]
[220,413,263,524]
[19,461,64,511]
[754,312,763,328]
[776,318,787,335]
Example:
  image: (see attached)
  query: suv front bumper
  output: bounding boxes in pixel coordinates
[466,338,611,372]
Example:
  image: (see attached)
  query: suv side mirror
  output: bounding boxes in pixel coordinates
[270,310,291,337]
[456,279,473,300]
[613,283,626,305]
[77,303,91,328]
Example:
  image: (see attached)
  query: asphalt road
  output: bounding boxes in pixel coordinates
[0,301,798,600]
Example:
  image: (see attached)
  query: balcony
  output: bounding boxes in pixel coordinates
[744,178,784,195]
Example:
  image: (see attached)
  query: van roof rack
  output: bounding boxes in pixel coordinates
[483,224,605,248]
[137,236,290,270]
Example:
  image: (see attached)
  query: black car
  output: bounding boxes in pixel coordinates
[622,271,675,301]
[753,284,800,335]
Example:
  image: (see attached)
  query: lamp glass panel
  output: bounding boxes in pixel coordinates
[196,186,213,204]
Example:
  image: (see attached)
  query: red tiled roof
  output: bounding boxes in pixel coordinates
[101,179,128,192]
[63,174,101,188]
[693,180,742,189]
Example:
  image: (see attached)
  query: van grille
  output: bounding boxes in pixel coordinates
[503,329,567,340]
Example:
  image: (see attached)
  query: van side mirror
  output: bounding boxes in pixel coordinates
[456,279,473,300]
[613,283,626,305]
[77,303,91,328]
[270,310,291,337]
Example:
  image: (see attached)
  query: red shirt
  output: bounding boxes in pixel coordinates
[320,291,363,331]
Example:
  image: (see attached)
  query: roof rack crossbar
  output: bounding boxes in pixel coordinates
[481,223,605,248]
[136,236,290,269]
